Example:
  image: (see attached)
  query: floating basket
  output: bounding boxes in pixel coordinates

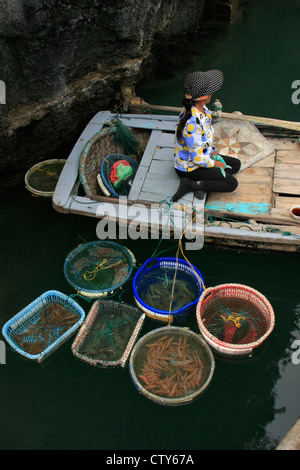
[196,283,275,357]
[72,300,145,368]
[25,159,66,197]
[97,154,139,197]
[132,257,205,323]
[2,290,85,363]
[63,241,136,299]
[129,326,215,406]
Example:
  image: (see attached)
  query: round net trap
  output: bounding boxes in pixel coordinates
[129,326,215,406]
[25,159,66,197]
[64,241,135,299]
[1,290,85,363]
[72,300,145,368]
[196,283,275,357]
[132,257,205,323]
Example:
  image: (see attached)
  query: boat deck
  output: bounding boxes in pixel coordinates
[53,111,300,252]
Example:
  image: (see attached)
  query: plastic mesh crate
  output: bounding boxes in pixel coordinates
[2,290,85,363]
[132,257,205,323]
[72,300,145,368]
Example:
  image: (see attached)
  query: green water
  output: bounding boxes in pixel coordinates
[1,0,300,451]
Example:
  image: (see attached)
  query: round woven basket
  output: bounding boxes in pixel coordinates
[132,257,205,323]
[63,241,136,299]
[79,126,149,197]
[25,159,66,197]
[129,326,215,406]
[196,283,275,357]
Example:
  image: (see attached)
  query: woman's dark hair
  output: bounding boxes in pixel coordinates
[176,96,195,140]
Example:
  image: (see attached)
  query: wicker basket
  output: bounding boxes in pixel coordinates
[196,283,275,356]
[2,290,85,363]
[72,300,145,368]
[129,326,215,406]
[25,159,66,197]
[79,125,149,197]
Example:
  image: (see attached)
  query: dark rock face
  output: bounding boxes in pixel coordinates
[0,0,239,183]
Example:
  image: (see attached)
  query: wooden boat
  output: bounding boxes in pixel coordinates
[52,107,300,253]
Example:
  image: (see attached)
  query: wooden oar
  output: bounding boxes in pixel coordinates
[129,102,300,133]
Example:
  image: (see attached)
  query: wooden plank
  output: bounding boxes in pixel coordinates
[276,150,300,164]
[120,112,179,122]
[274,163,300,180]
[152,147,174,161]
[53,110,111,209]
[148,159,176,175]
[128,130,161,201]
[275,195,300,209]
[158,132,176,148]
[142,175,184,200]
[253,154,275,168]
[273,178,300,195]
[268,139,300,151]
[139,190,193,204]
[270,207,298,220]
[205,201,271,215]
[118,116,176,132]
[236,167,273,183]
[128,103,300,132]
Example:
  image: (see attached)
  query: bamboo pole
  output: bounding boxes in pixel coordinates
[128,102,300,133]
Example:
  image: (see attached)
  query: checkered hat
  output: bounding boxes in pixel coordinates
[184,70,224,101]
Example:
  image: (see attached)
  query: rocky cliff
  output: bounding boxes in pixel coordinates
[0,0,239,184]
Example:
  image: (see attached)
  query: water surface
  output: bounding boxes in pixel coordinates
[1,0,300,451]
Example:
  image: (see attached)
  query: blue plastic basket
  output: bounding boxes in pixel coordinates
[98,154,139,197]
[132,257,205,323]
[2,290,85,363]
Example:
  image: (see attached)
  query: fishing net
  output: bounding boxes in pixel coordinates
[72,300,145,368]
[25,159,66,197]
[132,257,205,323]
[196,283,275,356]
[1,290,85,363]
[79,118,150,197]
[129,326,215,406]
[64,241,136,299]
[97,154,139,197]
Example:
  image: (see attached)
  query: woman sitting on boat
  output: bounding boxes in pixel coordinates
[172,70,241,202]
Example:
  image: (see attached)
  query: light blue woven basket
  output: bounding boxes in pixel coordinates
[2,290,85,363]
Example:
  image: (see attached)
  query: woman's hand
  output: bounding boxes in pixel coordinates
[213,160,226,169]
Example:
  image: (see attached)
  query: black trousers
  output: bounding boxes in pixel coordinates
[175,155,241,193]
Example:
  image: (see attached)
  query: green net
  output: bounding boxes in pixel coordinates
[64,241,135,299]
[72,300,145,368]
